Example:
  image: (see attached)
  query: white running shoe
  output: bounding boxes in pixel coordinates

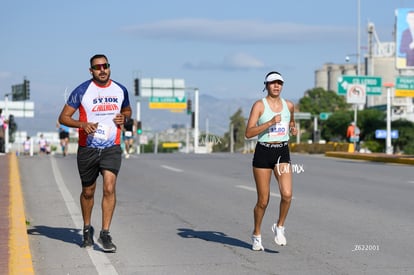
[271,224,287,246]
[251,235,264,251]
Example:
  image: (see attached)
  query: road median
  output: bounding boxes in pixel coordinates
[325,151,414,165]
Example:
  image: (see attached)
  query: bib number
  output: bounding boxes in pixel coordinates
[268,122,289,137]
[94,124,110,140]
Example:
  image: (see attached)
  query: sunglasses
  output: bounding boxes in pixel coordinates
[91,63,110,70]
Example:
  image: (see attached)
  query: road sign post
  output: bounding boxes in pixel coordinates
[337,76,382,152]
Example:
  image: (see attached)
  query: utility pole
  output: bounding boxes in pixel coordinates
[190,88,199,153]
[384,82,394,154]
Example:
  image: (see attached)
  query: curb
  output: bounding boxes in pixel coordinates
[9,153,34,275]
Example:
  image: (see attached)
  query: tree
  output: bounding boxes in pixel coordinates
[213,108,246,152]
[321,110,352,141]
[322,109,385,142]
[357,109,385,141]
[299,87,349,115]
[391,119,414,154]
[298,87,350,141]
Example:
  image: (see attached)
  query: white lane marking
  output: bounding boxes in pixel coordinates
[51,156,119,275]
[161,165,183,172]
[236,185,295,199]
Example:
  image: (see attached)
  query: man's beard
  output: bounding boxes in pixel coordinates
[93,73,110,85]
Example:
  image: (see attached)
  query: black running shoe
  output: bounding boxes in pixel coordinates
[98,230,117,252]
[81,226,94,247]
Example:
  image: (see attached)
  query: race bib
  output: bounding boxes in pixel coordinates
[94,124,111,140]
[268,122,289,137]
[125,131,132,137]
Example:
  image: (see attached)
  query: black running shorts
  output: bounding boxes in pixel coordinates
[59,131,69,139]
[77,145,122,187]
[252,142,291,169]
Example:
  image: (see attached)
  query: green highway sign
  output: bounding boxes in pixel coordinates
[395,76,414,97]
[337,76,382,95]
[319,112,332,120]
[149,96,186,109]
[149,96,185,103]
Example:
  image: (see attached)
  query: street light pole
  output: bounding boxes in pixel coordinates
[194,88,199,153]
[357,0,361,76]
[384,82,394,155]
[353,0,361,152]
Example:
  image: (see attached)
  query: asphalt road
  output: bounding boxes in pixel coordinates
[19,152,414,275]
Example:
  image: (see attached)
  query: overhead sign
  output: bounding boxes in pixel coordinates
[149,96,186,109]
[395,76,414,97]
[11,79,30,101]
[140,78,185,98]
[346,84,366,104]
[0,101,35,117]
[337,76,382,95]
[375,129,399,139]
[294,112,311,120]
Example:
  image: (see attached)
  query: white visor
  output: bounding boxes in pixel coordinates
[265,73,284,83]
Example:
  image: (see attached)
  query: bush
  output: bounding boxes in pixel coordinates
[403,141,414,155]
[362,140,382,153]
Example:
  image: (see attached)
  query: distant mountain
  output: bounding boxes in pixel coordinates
[14,94,299,137]
[137,94,255,136]
[13,95,255,137]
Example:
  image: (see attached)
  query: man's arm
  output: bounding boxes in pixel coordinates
[58,104,98,135]
[113,106,132,126]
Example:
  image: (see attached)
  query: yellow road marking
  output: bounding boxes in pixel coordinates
[9,153,34,275]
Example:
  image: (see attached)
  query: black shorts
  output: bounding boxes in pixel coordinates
[77,145,122,187]
[252,142,291,169]
[59,131,69,139]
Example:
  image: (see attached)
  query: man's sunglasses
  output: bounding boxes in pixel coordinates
[91,63,110,70]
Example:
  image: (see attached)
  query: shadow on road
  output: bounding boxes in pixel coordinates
[27,225,82,245]
[177,228,278,253]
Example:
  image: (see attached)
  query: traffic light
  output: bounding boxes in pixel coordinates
[134,78,140,96]
[137,120,142,134]
[187,99,192,115]
[8,114,17,139]
[23,79,30,100]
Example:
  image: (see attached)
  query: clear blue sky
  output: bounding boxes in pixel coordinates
[0,0,411,131]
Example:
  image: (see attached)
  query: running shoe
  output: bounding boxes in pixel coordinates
[271,224,287,246]
[81,226,94,247]
[98,230,117,252]
[251,234,264,251]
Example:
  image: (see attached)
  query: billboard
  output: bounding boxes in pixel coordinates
[396,8,414,69]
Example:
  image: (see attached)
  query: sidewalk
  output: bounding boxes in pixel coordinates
[0,153,34,275]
